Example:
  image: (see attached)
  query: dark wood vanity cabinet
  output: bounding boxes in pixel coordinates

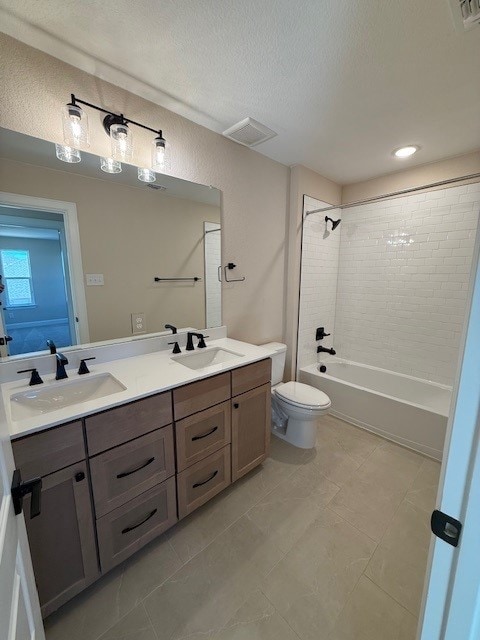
[11,358,272,617]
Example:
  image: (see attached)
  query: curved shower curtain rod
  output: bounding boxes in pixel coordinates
[305,172,480,217]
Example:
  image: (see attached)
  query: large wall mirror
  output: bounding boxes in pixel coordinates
[0,127,222,358]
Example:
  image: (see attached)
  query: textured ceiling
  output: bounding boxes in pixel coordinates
[1,0,479,183]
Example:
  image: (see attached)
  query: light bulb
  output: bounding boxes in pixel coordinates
[110,122,133,161]
[55,143,81,163]
[62,104,89,147]
[138,167,156,183]
[393,145,419,158]
[151,135,166,172]
[100,157,122,174]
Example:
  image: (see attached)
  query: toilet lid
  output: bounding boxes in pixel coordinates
[275,381,330,409]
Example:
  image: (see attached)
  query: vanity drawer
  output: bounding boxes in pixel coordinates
[12,421,85,478]
[86,391,172,455]
[176,401,231,472]
[177,445,231,519]
[231,359,271,397]
[173,372,230,420]
[96,476,177,572]
[90,426,175,517]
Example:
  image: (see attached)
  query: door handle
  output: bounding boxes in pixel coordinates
[11,469,42,518]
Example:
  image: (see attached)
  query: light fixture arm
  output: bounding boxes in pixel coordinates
[69,94,163,138]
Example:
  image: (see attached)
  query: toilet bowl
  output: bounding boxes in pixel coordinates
[260,343,331,449]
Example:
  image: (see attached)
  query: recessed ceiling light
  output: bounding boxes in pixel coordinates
[393,145,419,159]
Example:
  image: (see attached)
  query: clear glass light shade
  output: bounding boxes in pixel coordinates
[137,168,156,183]
[151,136,166,172]
[55,144,81,163]
[100,157,122,174]
[110,122,133,161]
[62,104,89,147]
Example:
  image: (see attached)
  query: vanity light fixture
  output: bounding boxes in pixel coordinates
[100,157,122,174]
[109,121,133,162]
[55,144,81,163]
[137,167,156,183]
[62,102,89,147]
[151,135,166,171]
[58,94,167,170]
[393,145,419,159]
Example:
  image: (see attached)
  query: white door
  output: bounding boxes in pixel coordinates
[0,397,45,639]
[419,218,480,639]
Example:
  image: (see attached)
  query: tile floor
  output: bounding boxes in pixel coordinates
[44,415,440,640]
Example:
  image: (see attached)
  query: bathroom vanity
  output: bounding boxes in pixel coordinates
[6,339,271,618]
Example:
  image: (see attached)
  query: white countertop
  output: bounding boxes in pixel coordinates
[4,338,272,440]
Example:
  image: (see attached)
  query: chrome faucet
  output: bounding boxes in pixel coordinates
[55,352,69,380]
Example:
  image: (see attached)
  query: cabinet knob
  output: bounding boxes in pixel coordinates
[233,403,239,409]
[75,471,85,482]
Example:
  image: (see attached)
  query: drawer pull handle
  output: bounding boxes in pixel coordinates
[121,508,158,534]
[193,470,218,489]
[192,426,218,441]
[117,457,155,479]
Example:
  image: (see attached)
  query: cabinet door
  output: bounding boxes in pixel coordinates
[23,461,98,618]
[231,383,271,481]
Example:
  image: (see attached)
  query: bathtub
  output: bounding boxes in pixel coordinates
[299,360,451,460]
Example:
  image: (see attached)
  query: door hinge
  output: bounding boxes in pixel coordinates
[11,469,42,519]
[431,509,462,547]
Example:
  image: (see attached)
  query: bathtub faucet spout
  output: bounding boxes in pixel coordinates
[317,346,336,355]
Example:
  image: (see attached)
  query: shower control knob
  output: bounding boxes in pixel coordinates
[316,327,330,341]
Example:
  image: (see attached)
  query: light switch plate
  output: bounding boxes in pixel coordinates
[131,312,146,334]
[86,274,104,286]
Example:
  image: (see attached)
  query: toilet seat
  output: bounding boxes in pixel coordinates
[275,381,330,410]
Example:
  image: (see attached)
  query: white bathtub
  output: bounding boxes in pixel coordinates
[299,360,451,460]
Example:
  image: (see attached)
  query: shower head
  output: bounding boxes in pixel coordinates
[325,216,341,231]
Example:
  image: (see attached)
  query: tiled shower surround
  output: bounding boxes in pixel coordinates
[298,183,480,386]
[204,221,222,328]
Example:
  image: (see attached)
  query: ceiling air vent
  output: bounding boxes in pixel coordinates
[449,0,480,31]
[222,117,277,147]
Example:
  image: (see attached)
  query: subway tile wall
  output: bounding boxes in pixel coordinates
[297,196,340,370]
[334,183,479,385]
[204,221,222,328]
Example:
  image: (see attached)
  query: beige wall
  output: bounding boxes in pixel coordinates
[284,165,341,379]
[0,33,289,345]
[0,157,220,342]
[342,151,480,203]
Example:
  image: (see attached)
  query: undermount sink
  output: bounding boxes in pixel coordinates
[172,347,244,370]
[10,373,126,421]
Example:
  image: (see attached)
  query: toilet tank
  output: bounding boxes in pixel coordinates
[260,342,287,386]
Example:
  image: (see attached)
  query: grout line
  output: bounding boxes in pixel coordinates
[362,575,420,621]
[260,589,304,639]
[142,601,160,640]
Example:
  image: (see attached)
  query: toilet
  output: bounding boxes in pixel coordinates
[261,342,331,449]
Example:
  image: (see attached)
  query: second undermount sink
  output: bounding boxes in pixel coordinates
[10,372,126,421]
[172,347,244,370]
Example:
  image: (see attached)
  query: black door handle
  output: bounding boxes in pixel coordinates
[192,426,218,441]
[121,508,157,534]
[192,470,218,488]
[11,469,42,518]
[116,457,155,479]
